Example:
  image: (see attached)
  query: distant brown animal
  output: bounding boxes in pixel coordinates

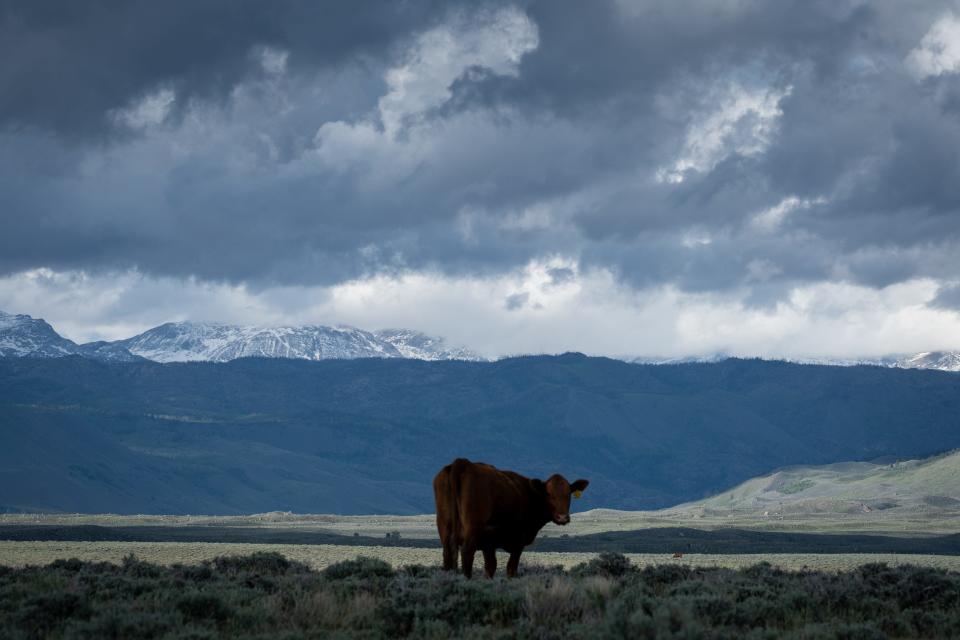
[433,458,589,578]
[672,552,684,558]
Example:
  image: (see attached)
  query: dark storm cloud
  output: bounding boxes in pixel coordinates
[3,0,960,304]
[932,283,960,310]
[546,267,574,286]
[0,0,457,138]
[504,292,529,311]
[458,0,871,116]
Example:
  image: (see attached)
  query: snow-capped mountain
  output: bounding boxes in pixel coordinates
[2,308,957,370]
[0,311,141,361]
[897,351,960,372]
[628,353,731,365]
[0,312,484,364]
[114,321,486,363]
[777,353,960,372]
[74,341,148,363]
[0,311,77,358]
[116,322,401,363]
[374,329,485,362]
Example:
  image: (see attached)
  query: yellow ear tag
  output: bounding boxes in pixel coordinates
[573,490,582,499]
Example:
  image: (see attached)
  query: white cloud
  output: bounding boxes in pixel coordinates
[309,7,538,188]
[314,4,538,164]
[498,203,557,232]
[906,13,960,79]
[2,267,960,360]
[671,279,953,359]
[259,46,289,75]
[377,6,538,137]
[658,81,791,183]
[681,228,713,248]
[745,259,782,283]
[112,87,176,129]
[750,196,825,232]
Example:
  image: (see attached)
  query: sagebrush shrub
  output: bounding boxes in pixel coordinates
[1,554,959,639]
[571,552,634,578]
[210,551,303,577]
[324,556,395,580]
[16,591,92,634]
[176,592,233,622]
[524,577,584,629]
[49,557,85,573]
[122,553,164,578]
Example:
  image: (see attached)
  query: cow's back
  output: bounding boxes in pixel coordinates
[454,461,536,542]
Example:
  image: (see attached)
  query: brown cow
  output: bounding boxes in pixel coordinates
[433,458,589,578]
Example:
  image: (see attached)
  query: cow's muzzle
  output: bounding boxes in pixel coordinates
[553,514,570,525]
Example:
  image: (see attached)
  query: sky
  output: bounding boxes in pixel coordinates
[3,0,960,359]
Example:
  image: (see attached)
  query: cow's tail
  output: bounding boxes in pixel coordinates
[443,458,471,569]
[449,458,470,540]
[435,458,468,570]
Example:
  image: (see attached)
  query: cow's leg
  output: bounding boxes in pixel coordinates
[482,548,497,578]
[506,550,522,578]
[441,532,458,571]
[460,536,478,579]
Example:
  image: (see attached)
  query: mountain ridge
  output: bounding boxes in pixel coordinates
[1,309,959,370]
[0,311,485,364]
[2,355,960,514]
[0,311,143,362]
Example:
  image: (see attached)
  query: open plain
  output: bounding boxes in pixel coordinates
[2,504,959,574]
[4,452,959,571]
[4,540,960,574]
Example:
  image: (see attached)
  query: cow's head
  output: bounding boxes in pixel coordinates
[543,475,589,525]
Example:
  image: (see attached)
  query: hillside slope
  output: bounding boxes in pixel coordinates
[670,449,960,519]
[1,355,959,514]
[0,311,140,362]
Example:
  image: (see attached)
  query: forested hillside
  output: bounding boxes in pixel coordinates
[1,354,958,514]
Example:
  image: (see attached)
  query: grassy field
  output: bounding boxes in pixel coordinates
[3,551,960,639]
[5,450,959,539]
[4,540,960,573]
[4,504,960,538]
[3,451,958,582]
[3,503,958,638]
[662,449,960,532]
[4,456,957,636]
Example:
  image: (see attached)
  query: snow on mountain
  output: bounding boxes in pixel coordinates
[628,354,730,365]
[782,353,960,372]
[374,329,486,361]
[3,308,958,370]
[897,351,960,372]
[0,312,484,364]
[115,322,400,363]
[784,356,902,368]
[75,341,147,363]
[0,311,78,358]
[115,322,488,363]
[0,311,141,361]
[627,352,960,372]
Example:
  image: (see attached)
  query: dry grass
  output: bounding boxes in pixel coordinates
[2,540,959,573]
[5,507,960,540]
[7,503,960,539]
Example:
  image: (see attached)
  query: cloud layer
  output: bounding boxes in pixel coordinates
[3,1,960,356]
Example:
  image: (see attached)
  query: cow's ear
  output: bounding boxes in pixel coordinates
[570,479,589,495]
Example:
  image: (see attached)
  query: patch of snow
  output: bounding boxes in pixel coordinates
[116,321,485,363]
